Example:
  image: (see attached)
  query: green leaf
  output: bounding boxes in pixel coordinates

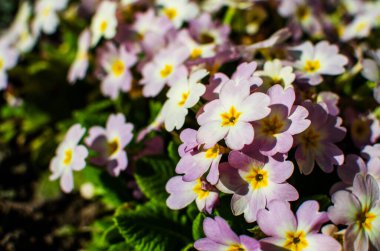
[168,141,180,163]
[134,157,175,202]
[115,202,192,251]
[192,213,206,241]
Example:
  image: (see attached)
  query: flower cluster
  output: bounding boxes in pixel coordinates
[3,0,380,250]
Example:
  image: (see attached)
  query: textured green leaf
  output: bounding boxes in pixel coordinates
[192,213,206,241]
[115,202,192,251]
[134,157,174,202]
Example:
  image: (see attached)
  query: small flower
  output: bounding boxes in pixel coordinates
[294,101,346,175]
[32,0,68,35]
[97,42,137,99]
[85,114,134,176]
[166,176,218,213]
[258,200,341,251]
[317,92,340,116]
[176,129,226,185]
[157,0,199,28]
[162,68,208,131]
[90,1,118,47]
[50,124,88,193]
[255,59,296,89]
[68,29,91,84]
[292,41,348,85]
[341,14,373,41]
[217,151,298,222]
[328,173,380,251]
[194,216,261,251]
[252,85,310,156]
[197,78,270,150]
[140,42,189,97]
[0,40,19,90]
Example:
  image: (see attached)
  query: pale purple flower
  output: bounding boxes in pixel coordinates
[194,216,261,251]
[140,42,189,97]
[161,68,208,131]
[50,124,88,193]
[176,128,224,185]
[251,84,310,156]
[361,50,380,103]
[0,40,19,90]
[132,9,173,56]
[317,92,340,116]
[362,144,380,165]
[85,114,133,176]
[204,62,262,100]
[97,42,137,100]
[197,77,270,150]
[294,101,346,175]
[90,1,117,46]
[217,151,298,223]
[157,0,199,28]
[166,176,218,213]
[258,200,341,251]
[328,173,380,251]
[292,41,348,85]
[68,29,91,84]
[345,108,380,148]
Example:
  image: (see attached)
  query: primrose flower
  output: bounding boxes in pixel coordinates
[49,124,88,193]
[140,42,189,97]
[205,62,263,100]
[194,216,261,251]
[292,41,348,85]
[132,9,173,55]
[361,51,380,101]
[0,41,19,90]
[317,91,340,116]
[341,14,373,41]
[166,176,218,213]
[328,174,380,251]
[255,59,296,89]
[2,2,31,45]
[252,85,310,156]
[197,77,270,150]
[176,128,226,185]
[363,144,380,166]
[32,0,68,35]
[97,42,137,100]
[257,200,341,251]
[294,101,346,175]
[85,114,134,176]
[217,151,298,222]
[90,1,117,47]
[176,30,216,60]
[157,0,199,28]
[345,108,380,148]
[162,68,208,131]
[68,29,91,84]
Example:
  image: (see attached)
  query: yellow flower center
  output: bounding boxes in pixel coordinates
[160,64,173,78]
[227,243,247,251]
[191,48,202,59]
[108,138,120,157]
[0,58,4,71]
[303,60,321,73]
[220,106,242,127]
[284,230,308,251]
[260,114,284,136]
[357,208,377,231]
[300,127,320,149]
[244,166,269,189]
[63,149,73,165]
[204,144,220,159]
[100,20,108,33]
[178,92,189,107]
[42,6,51,17]
[163,8,177,20]
[193,179,210,200]
[296,5,310,21]
[355,21,368,32]
[111,59,125,77]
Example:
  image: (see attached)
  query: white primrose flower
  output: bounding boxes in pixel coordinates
[90,1,118,47]
[292,41,348,85]
[341,14,373,41]
[255,59,295,89]
[162,68,208,131]
[157,0,199,28]
[32,0,69,35]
